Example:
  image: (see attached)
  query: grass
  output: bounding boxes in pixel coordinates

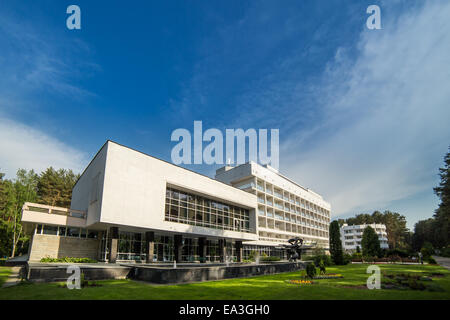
[0,267,12,287]
[0,264,449,300]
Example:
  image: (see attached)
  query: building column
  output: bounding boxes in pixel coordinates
[199,237,207,263]
[235,241,243,263]
[108,227,119,263]
[219,239,227,263]
[145,231,155,263]
[174,234,183,263]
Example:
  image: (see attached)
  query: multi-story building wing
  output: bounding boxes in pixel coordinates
[340,223,389,252]
[21,141,331,263]
[22,141,258,263]
[215,162,331,256]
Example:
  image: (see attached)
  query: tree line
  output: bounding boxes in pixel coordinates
[0,168,79,258]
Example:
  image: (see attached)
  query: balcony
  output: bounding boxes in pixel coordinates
[21,202,87,228]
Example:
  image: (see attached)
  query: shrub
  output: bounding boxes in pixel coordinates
[342,253,352,265]
[427,257,437,265]
[386,249,409,258]
[318,259,326,274]
[421,242,434,259]
[305,263,317,278]
[351,252,362,259]
[439,247,450,258]
[40,256,97,263]
[260,256,280,262]
[312,254,332,267]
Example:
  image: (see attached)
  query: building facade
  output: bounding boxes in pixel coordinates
[22,140,330,263]
[340,223,389,252]
[215,162,331,257]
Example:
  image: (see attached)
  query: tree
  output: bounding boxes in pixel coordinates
[361,226,381,257]
[432,146,450,248]
[37,167,79,207]
[329,221,344,265]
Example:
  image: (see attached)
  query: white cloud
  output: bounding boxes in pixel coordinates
[0,118,88,178]
[0,6,95,179]
[282,1,450,218]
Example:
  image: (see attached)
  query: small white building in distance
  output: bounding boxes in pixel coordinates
[340,223,389,252]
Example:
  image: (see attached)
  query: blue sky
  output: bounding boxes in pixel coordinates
[1,0,449,229]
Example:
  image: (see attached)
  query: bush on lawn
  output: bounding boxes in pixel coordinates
[386,248,410,258]
[421,242,434,259]
[351,252,362,259]
[318,259,326,274]
[427,257,437,265]
[312,254,332,267]
[305,263,317,278]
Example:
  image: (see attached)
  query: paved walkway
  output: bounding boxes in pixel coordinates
[1,266,23,288]
[433,256,450,270]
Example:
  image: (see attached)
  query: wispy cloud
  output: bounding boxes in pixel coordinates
[172,1,450,224]
[0,5,95,177]
[0,118,88,178]
[282,0,450,217]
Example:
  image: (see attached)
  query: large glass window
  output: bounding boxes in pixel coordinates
[164,186,251,233]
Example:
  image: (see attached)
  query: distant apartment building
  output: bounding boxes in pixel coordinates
[340,223,389,252]
[215,162,331,257]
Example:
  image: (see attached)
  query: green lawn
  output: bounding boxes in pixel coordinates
[0,267,12,288]
[0,264,449,300]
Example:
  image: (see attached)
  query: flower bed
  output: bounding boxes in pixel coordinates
[312,273,343,279]
[285,279,314,285]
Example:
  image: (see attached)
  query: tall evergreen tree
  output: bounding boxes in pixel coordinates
[361,226,381,257]
[329,221,344,265]
[37,167,79,207]
[433,146,450,248]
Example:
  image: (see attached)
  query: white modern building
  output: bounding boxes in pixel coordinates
[215,162,331,257]
[340,223,389,252]
[21,140,330,263]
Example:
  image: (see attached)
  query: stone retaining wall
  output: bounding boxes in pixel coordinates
[132,261,307,284]
[29,234,100,261]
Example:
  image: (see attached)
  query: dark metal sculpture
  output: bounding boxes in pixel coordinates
[284,237,303,262]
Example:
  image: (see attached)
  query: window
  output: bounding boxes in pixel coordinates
[43,225,58,235]
[87,230,99,239]
[67,227,80,238]
[164,186,251,233]
[36,224,43,234]
[58,226,67,236]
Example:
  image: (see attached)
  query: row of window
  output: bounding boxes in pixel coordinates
[165,187,251,233]
[166,188,249,217]
[36,224,99,239]
[253,179,330,216]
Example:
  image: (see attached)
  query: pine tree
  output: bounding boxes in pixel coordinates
[329,221,344,265]
[361,226,381,257]
[433,146,450,248]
